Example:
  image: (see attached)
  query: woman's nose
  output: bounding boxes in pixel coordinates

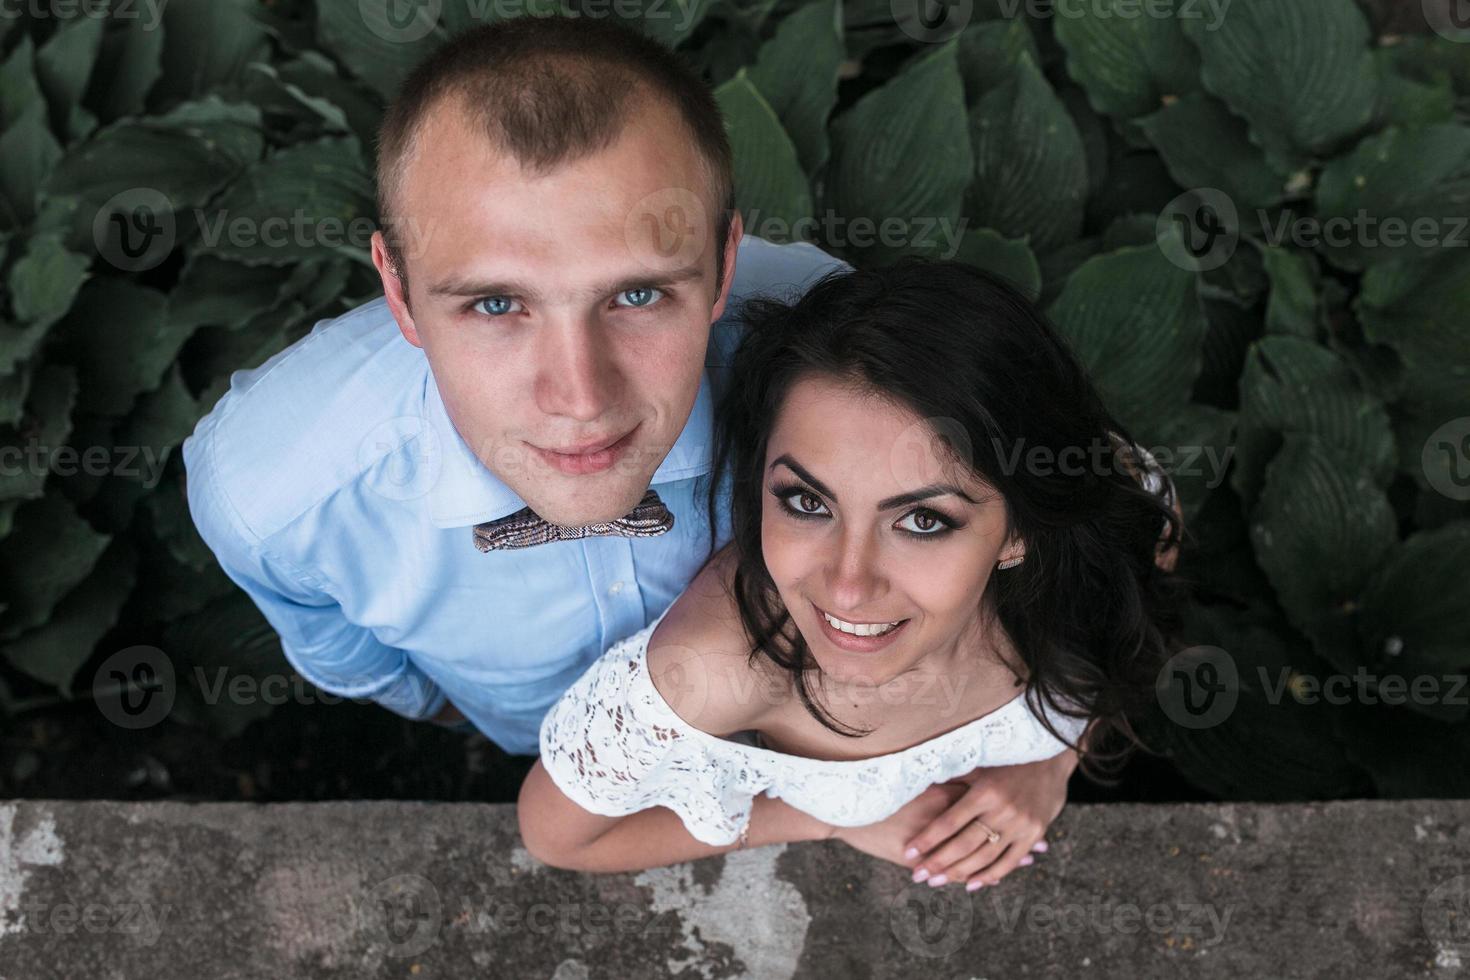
[822,529,886,612]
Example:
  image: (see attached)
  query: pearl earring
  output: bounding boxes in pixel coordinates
[998,556,1024,569]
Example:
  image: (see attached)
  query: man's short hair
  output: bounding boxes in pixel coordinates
[376,16,736,288]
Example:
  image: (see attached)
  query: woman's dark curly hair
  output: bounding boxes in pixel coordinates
[702,258,1190,784]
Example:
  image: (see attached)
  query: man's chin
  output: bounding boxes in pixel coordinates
[519,477,654,528]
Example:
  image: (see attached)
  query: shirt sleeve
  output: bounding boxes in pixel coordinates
[182,431,447,722]
[537,634,757,847]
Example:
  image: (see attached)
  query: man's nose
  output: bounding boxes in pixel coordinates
[534,316,623,422]
[823,526,887,613]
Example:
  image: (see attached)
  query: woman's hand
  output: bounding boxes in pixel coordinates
[831,782,969,867]
[899,749,1077,890]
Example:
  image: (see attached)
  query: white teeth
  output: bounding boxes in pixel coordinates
[822,611,902,637]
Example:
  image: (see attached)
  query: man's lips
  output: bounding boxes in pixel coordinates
[529,426,639,475]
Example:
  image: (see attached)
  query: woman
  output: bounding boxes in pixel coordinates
[518,259,1184,890]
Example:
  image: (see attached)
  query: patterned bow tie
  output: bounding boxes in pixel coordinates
[471,489,675,552]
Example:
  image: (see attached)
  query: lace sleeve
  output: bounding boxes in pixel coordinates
[537,632,759,847]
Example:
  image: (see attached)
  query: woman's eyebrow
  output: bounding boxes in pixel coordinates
[769,454,979,509]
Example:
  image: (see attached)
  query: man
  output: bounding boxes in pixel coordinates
[184,16,1079,883]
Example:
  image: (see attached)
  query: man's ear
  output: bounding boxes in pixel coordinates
[709,209,744,324]
[372,229,422,349]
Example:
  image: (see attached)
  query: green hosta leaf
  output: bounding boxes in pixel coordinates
[276,53,384,148]
[7,234,90,331]
[169,253,296,332]
[635,0,712,47]
[1372,49,1455,131]
[115,363,200,460]
[1356,253,1470,405]
[242,63,352,135]
[50,278,194,418]
[0,364,77,511]
[0,492,111,641]
[0,365,32,429]
[317,0,445,100]
[1180,0,1379,173]
[0,102,62,225]
[949,228,1040,301]
[197,136,375,266]
[825,41,971,265]
[1259,245,1319,339]
[1053,0,1199,119]
[156,0,269,101]
[957,18,1038,103]
[1152,602,1366,801]
[47,97,264,228]
[0,35,42,129]
[1231,335,1395,506]
[714,72,811,236]
[747,0,842,174]
[967,52,1086,254]
[1046,234,1206,435]
[1137,92,1286,213]
[1193,294,1261,409]
[1315,124,1470,272]
[1138,403,1236,524]
[87,7,165,121]
[1249,434,1397,661]
[1355,523,1470,723]
[36,14,104,142]
[1,538,136,695]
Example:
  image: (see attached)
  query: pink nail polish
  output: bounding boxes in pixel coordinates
[1033,840,1049,853]
[912,868,929,883]
[904,847,919,860]
[966,880,985,892]
[1019,855,1034,866]
[927,874,948,887]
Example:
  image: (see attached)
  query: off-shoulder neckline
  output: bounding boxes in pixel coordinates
[628,606,1038,769]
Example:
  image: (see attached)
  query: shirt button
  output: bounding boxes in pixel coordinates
[608,581,627,597]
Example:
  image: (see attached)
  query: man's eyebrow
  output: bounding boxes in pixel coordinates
[769,455,980,509]
[425,263,707,302]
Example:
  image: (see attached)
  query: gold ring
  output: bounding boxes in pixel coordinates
[973,820,1001,844]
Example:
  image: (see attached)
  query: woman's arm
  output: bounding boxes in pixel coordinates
[516,759,832,873]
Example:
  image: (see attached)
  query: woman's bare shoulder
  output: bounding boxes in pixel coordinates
[646,545,781,736]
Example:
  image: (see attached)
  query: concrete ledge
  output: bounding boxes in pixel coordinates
[1,799,1467,978]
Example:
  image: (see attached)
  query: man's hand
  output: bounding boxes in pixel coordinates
[831,782,969,868]
[899,749,1077,890]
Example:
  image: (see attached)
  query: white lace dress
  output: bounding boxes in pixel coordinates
[539,608,1091,847]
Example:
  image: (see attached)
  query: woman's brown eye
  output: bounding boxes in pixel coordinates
[915,512,936,530]
[800,493,821,512]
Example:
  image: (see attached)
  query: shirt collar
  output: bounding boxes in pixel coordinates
[422,359,716,529]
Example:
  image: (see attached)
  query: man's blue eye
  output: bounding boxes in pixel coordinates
[615,287,663,308]
[474,296,521,316]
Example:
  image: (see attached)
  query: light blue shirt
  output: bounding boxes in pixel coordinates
[182,235,849,755]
